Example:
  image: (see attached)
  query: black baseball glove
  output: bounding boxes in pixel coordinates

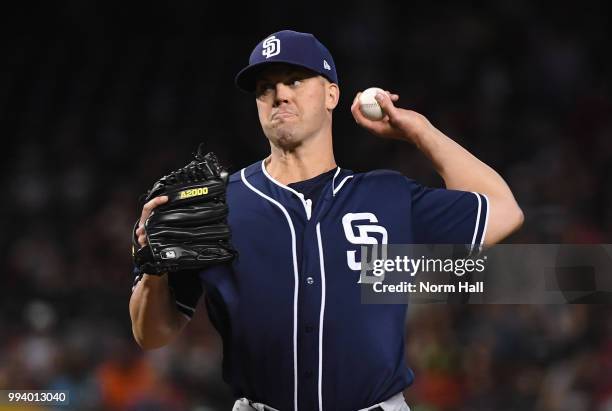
[132,143,237,275]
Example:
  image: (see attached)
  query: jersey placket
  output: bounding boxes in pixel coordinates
[261,165,328,411]
[296,200,325,411]
[272,187,322,411]
[295,184,338,411]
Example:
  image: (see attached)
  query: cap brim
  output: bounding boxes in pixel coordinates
[234,60,323,93]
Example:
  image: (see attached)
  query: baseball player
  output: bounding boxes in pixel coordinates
[129,30,523,411]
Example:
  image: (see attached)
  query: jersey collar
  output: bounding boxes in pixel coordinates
[260,160,353,197]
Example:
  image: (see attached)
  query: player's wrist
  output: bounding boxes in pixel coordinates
[142,273,169,283]
[400,115,435,148]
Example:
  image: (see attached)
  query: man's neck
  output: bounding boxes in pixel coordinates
[265,134,336,185]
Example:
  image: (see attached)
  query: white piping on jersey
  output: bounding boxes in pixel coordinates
[261,160,314,220]
[176,301,196,322]
[333,175,353,196]
[315,223,327,411]
[175,301,195,313]
[479,193,490,253]
[331,167,341,191]
[469,192,483,255]
[241,168,300,411]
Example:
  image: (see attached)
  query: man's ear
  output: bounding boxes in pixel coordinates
[326,82,340,110]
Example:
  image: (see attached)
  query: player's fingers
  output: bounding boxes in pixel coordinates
[375,92,397,119]
[351,98,375,127]
[138,234,147,248]
[140,196,168,225]
[143,195,168,213]
[352,108,390,137]
[384,90,399,101]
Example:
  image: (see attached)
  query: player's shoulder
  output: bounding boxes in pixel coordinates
[228,161,261,185]
[352,168,411,185]
[354,168,403,179]
[228,170,242,185]
[344,169,418,196]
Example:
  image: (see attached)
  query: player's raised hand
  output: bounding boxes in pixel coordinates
[351,90,432,144]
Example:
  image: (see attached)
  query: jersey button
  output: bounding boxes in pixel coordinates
[305,324,313,333]
[304,370,313,379]
[306,277,314,285]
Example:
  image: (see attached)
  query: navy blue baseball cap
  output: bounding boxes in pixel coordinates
[235,30,338,93]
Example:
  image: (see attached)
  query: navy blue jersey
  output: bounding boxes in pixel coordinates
[143,160,489,411]
[287,168,337,209]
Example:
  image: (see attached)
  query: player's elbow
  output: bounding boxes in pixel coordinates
[503,200,524,235]
[133,336,165,351]
[131,325,155,350]
[131,324,176,350]
[483,199,524,246]
[512,204,525,232]
[131,309,189,351]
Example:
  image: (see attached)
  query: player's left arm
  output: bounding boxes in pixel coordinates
[351,91,524,246]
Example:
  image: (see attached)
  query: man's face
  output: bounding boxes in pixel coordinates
[255,64,337,150]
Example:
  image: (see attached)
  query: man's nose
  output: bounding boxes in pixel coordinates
[273,83,291,107]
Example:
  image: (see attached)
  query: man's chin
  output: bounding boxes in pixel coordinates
[270,130,302,151]
[277,137,302,151]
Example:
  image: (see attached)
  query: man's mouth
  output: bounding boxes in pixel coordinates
[272,110,297,120]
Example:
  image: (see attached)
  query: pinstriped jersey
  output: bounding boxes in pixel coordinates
[158,159,489,411]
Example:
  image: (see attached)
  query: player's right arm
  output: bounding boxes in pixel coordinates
[129,196,188,349]
[351,91,523,246]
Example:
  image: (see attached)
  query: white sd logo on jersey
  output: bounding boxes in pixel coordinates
[262,35,281,58]
[342,213,388,281]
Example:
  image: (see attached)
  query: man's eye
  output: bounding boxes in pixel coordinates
[257,83,274,94]
[289,79,302,87]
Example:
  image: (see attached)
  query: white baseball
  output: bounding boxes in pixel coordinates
[358,87,386,121]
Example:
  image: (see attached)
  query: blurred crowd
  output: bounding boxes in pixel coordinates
[2,1,611,410]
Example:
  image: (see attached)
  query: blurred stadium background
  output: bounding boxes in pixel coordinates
[2,1,612,410]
